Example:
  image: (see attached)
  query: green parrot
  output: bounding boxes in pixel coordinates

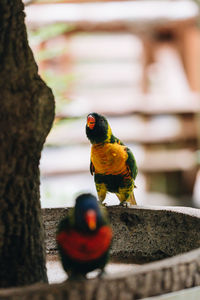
[56,193,112,279]
[86,112,138,206]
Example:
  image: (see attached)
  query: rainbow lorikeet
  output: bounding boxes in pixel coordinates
[86,113,138,206]
[56,193,112,279]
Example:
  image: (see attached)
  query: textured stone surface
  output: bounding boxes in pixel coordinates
[43,206,200,262]
[0,206,200,299]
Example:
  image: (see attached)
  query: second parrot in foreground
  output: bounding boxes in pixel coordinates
[86,112,138,206]
[56,193,112,279]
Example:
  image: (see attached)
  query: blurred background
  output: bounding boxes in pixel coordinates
[24,0,200,208]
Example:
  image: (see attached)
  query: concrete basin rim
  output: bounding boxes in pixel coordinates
[105,246,200,280]
[106,204,200,218]
[0,205,200,298]
[1,245,200,298]
[44,205,200,219]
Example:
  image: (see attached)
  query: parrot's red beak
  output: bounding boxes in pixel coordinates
[85,209,97,230]
[87,115,95,130]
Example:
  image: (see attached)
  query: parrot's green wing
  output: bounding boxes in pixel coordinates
[57,208,75,234]
[112,135,124,145]
[126,147,138,180]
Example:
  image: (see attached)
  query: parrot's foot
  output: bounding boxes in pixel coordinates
[119,202,128,207]
[99,201,107,207]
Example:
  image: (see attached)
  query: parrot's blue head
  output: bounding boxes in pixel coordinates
[86,112,111,144]
[74,193,104,233]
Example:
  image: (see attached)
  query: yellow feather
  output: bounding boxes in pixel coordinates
[104,125,112,143]
[91,143,128,175]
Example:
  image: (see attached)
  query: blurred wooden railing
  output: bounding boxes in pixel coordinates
[25,0,200,198]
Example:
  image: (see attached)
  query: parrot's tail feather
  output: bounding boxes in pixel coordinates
[128,192,137,205]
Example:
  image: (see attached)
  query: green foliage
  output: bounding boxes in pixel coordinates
[36,46,65,61]
[28,23,74,45]
[194,0,200,6]
[28,23,76,113]
[193,0,200,27]
[42,70,75,113]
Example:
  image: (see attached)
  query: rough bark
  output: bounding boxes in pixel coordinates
[0,0,55,287]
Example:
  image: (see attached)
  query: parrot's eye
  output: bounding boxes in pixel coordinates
[87,115,96,130]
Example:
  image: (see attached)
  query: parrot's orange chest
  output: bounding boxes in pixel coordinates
[91,143,128,175]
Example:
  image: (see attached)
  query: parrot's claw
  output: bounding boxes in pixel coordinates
[119,202,128,207]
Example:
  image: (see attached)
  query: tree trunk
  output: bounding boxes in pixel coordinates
[0,0,55,287]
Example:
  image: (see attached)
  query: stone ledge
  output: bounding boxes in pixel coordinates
[0,205,200,299]
[43,205,200,262]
